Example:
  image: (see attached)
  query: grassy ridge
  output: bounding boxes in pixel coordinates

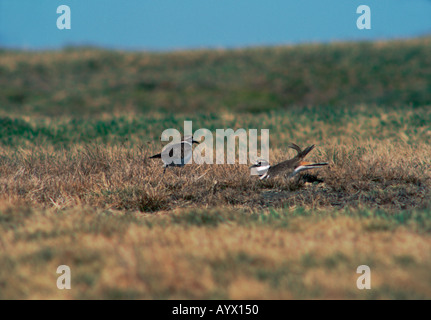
[0,37,430,116]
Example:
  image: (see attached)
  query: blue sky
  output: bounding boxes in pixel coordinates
[1,0,431,50]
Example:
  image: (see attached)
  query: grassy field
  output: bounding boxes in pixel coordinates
[1,37,431,299]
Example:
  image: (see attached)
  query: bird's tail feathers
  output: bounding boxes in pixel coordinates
[149,153,161,159]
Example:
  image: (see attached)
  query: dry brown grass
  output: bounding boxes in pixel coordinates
[2,205,431,299]
[1,38,431,298]
[1,121,431,299]
[0,138,429,213]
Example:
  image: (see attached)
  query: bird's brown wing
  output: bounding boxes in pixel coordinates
[298,145,315,159]
[288,143,315,160]
[268,144,316,177]
[288,143,302,154]
[267,158,298,177]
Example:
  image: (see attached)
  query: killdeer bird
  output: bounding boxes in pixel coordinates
[149,135,200,173]
[250,143,328,180]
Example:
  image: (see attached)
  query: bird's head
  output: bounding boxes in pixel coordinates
[183,135,200,144]
[249,159,270,178]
